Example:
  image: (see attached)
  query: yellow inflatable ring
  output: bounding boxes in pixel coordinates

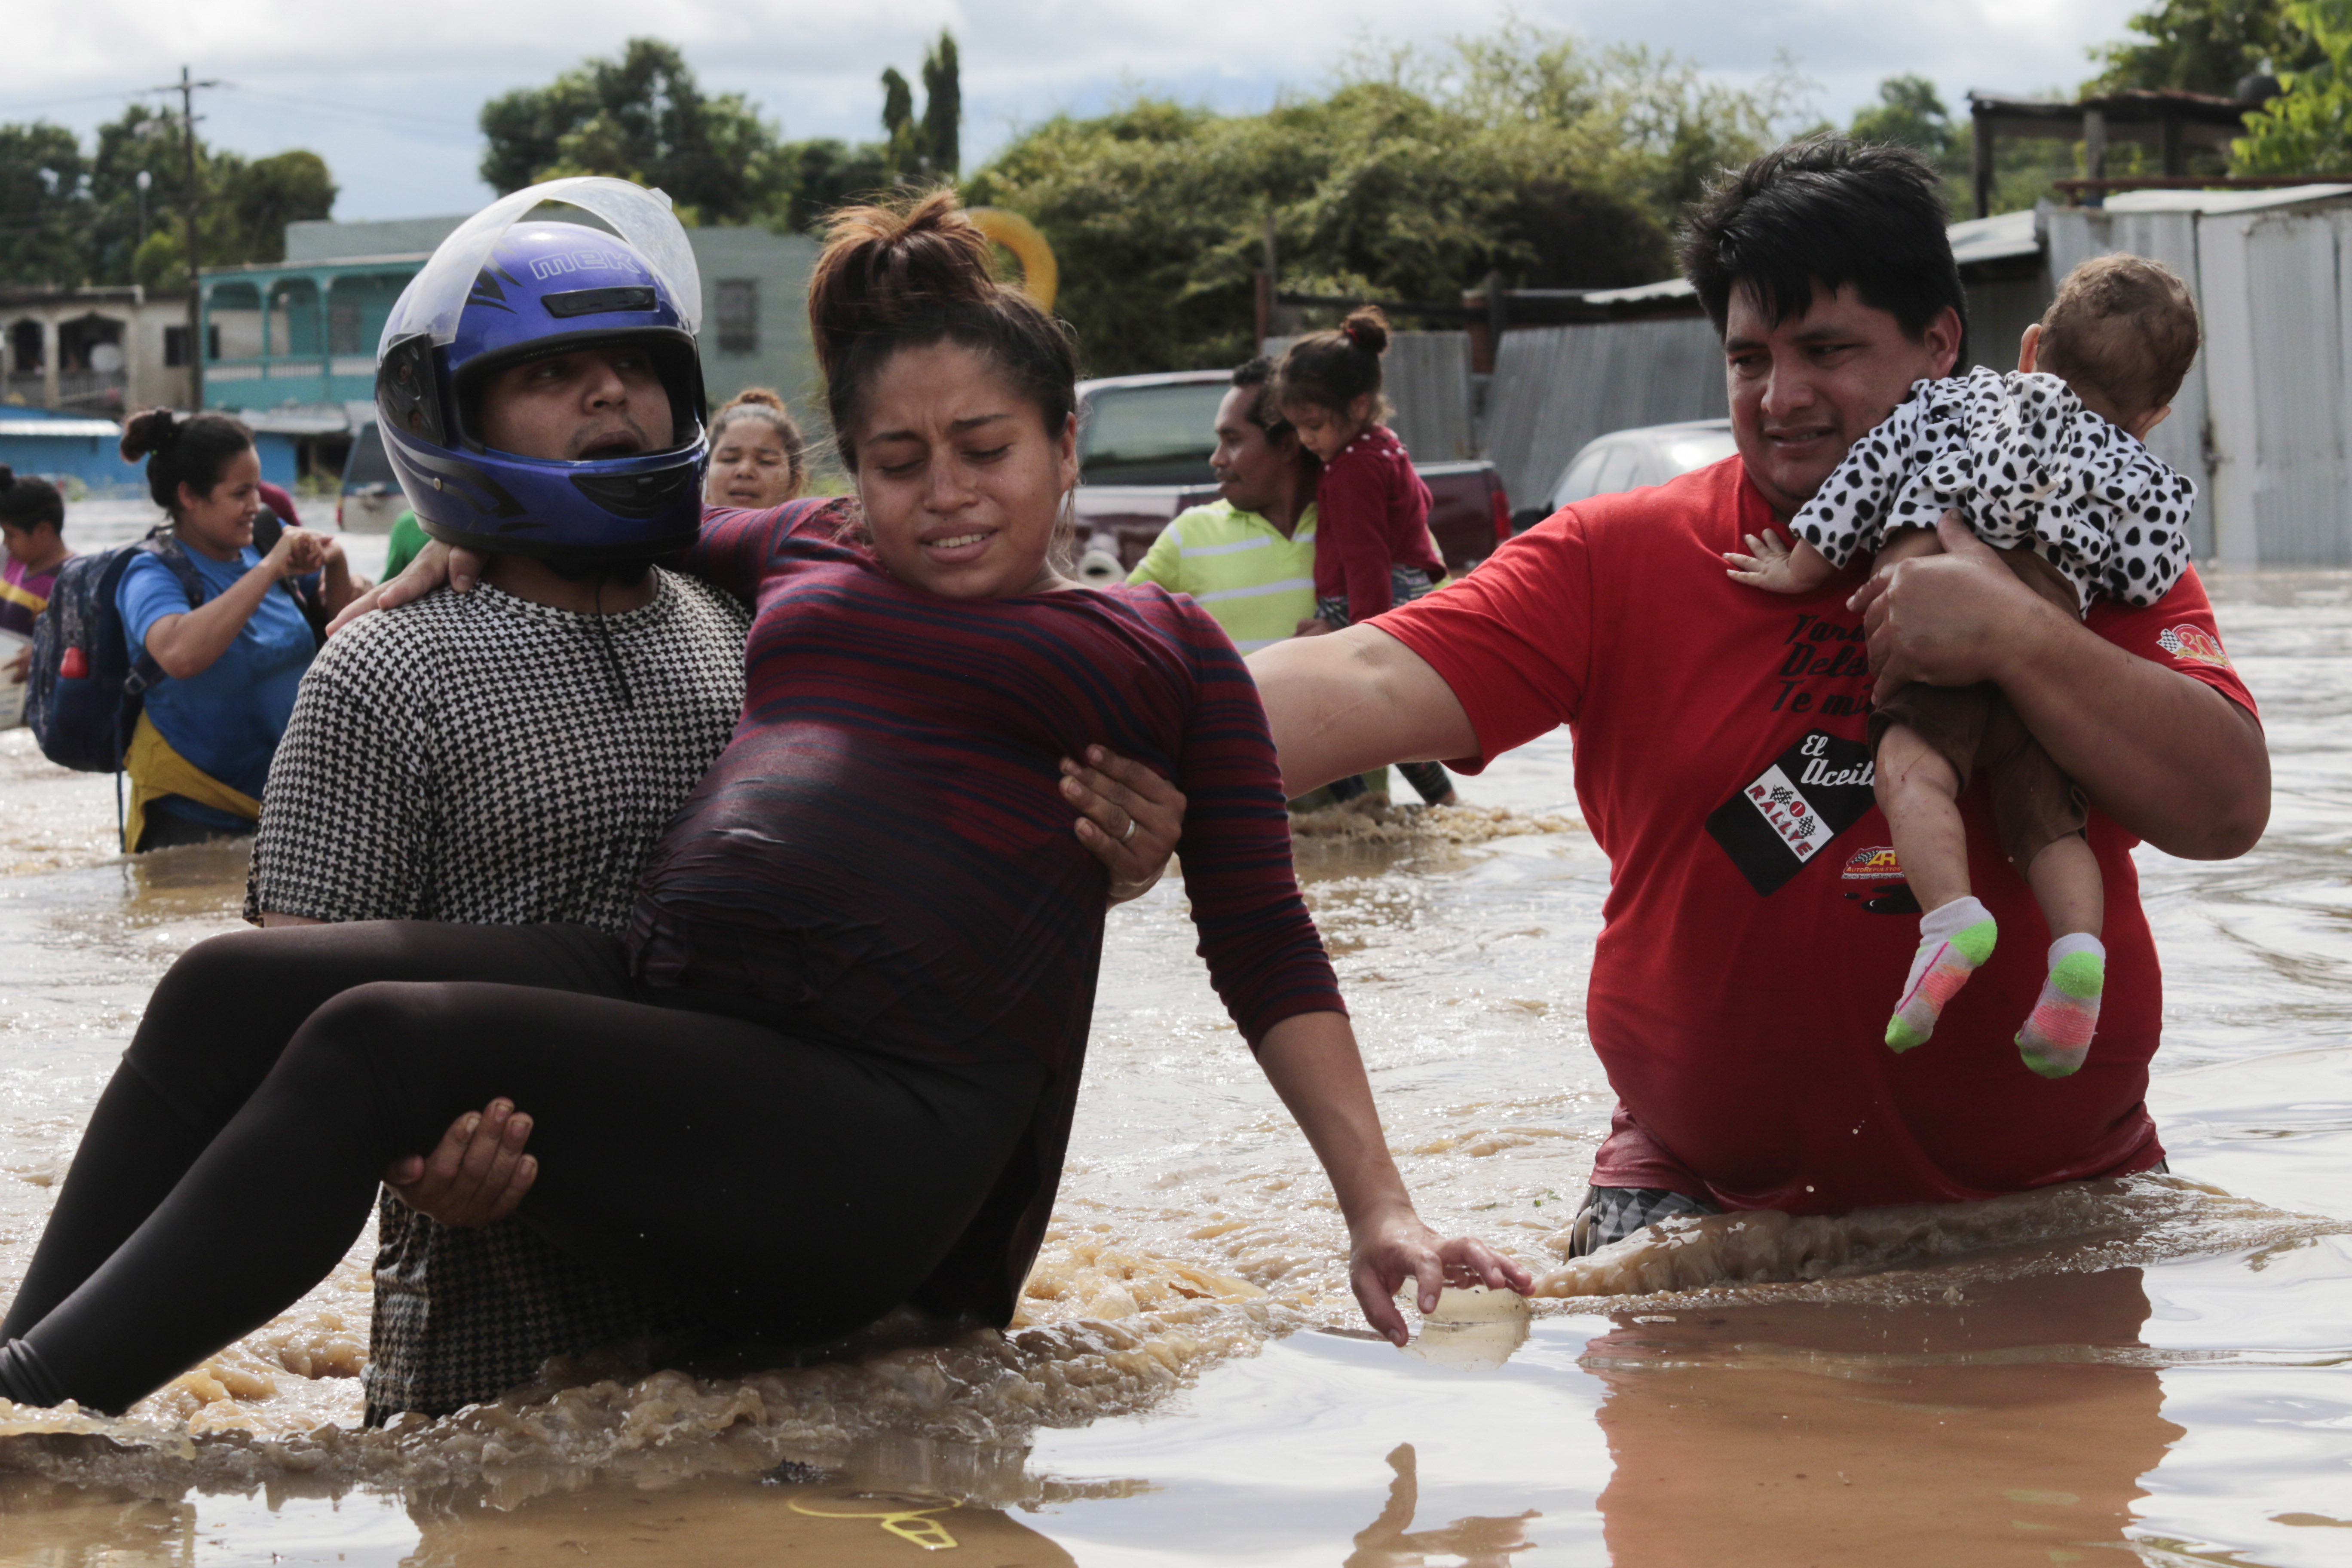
[967,206,1058,310]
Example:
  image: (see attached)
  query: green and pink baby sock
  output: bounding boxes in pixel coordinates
[1886,896,1998,1052]
[1883,897,2104,1076]
[2015,933,2106,1078]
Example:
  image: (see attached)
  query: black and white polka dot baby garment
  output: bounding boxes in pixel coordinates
[1787,367,2197,611]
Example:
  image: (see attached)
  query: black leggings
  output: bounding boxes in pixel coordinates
[0,922,1041,1414]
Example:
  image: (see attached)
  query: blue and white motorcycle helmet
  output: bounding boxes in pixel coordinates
[376,177,708,564]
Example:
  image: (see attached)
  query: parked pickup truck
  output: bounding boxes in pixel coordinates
[1069,370,1513,584]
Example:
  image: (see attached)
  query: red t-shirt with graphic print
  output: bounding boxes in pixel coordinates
[1372,456,2258,1215]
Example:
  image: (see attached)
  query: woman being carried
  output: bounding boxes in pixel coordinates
[0,191,1524,1415]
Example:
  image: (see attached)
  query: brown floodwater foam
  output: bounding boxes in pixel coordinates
[1531,1173,2350,1303]
[0,1172,2330,1504]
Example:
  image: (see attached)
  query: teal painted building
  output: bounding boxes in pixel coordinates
[197,214,821,447]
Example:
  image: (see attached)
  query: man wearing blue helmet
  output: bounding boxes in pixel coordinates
[243,181,1182,1421]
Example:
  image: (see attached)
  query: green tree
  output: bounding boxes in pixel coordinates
[0,122,88,288]
[1848,75,1954,155]
[2087,0,2323,95]
[963,22,1802,374]
[479,38,786,223]
[922,32,962,176]
[876,31,961,180]
[223,152,336,263]
[85,104,188,285]
[774,138,895,233]
[880,67,920,175]
[2236,0,2352,170]
[0,105,337,290]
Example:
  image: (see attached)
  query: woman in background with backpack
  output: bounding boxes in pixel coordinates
[116,410,355,851]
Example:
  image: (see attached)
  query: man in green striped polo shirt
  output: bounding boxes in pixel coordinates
[1127,358,1318,652]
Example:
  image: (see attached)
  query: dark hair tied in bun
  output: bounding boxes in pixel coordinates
[1338,307,1390,354]
[1275,304,1391,420]
[119,407,254,518]
[805,190,1079,472]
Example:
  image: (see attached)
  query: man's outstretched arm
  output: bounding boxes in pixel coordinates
[1856,514,2269,861]
[1249,625,1479,798]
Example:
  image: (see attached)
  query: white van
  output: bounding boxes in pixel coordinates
[337,423,405,534]
[1549,418,1740,513]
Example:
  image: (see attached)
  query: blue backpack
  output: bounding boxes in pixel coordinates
[25,527,207,775]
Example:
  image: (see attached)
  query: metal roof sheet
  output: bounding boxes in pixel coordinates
[0,419,122,438]
[2102,184,2352,214]
[1947,208,2043,266]
[233,406,354,435]
[1577,277,1697,306]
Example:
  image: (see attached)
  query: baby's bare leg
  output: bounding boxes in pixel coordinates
[1877,723,1969,912]
[2016,832,2107,1080]
[1867,525,1944,577]
[2022,833,2103,940]
[1878,723,1998,1052]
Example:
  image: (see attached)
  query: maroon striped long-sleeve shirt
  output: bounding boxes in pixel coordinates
[626,498,1342,1320]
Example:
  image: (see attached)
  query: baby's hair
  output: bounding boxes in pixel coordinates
[710,386,807,491]
[2036,255,2201,421]
[805,189,1078,473]
[1274,306,1392,422]
[119,408,254,518]
[0,466,65,532]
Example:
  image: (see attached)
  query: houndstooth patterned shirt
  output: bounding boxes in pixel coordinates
[1788,368,2198,611]
[246,570,749,1422]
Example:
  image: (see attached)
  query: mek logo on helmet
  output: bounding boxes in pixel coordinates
[529,250,640,282]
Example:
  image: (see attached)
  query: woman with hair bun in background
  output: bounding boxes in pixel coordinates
[1275,308,1460,807]
[704,386,807,509]
[113,409,357,850]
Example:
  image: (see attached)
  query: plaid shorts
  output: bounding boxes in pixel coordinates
[1565,1161,2171,1258]
[1313,564,1436,630]
[1565,1186,1721,1258]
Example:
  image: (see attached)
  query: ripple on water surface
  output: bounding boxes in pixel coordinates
[2,570,2350,1563]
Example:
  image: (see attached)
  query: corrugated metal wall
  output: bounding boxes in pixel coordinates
[1261,330,1475,464]
[1483,317,1728,515]
[1384,331,1476,461]
[2049,194,2352,565]
[1964,276,2058,383]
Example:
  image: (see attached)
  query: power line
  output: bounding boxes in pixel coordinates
[1,81,476,141]
[222,85,474,137]
[0,88,177,116]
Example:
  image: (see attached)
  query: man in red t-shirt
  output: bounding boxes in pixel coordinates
[1250,140,2269,1250]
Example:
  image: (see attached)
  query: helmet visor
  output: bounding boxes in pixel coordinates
[380,177,702,355]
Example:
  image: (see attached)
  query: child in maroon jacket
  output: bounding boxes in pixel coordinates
[1277,306,1458,806]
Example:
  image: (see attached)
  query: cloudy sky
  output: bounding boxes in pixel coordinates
[4,0,2144,220]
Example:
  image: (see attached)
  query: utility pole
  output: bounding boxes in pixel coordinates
[1255,208,1278,349]
[162,65,222,411]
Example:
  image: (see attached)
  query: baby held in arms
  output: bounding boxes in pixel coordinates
[1726,254,2202,1077]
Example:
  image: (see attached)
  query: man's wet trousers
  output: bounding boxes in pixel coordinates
[0,922,1041,1414]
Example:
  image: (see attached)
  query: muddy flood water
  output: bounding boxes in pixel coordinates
[0,510,2346,1565]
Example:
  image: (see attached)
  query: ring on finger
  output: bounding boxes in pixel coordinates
[1120,815,1139,843]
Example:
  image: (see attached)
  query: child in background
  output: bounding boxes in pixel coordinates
[1726,254,2202,1078]
[1,469,71,693]
[1277,306,1460,808]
